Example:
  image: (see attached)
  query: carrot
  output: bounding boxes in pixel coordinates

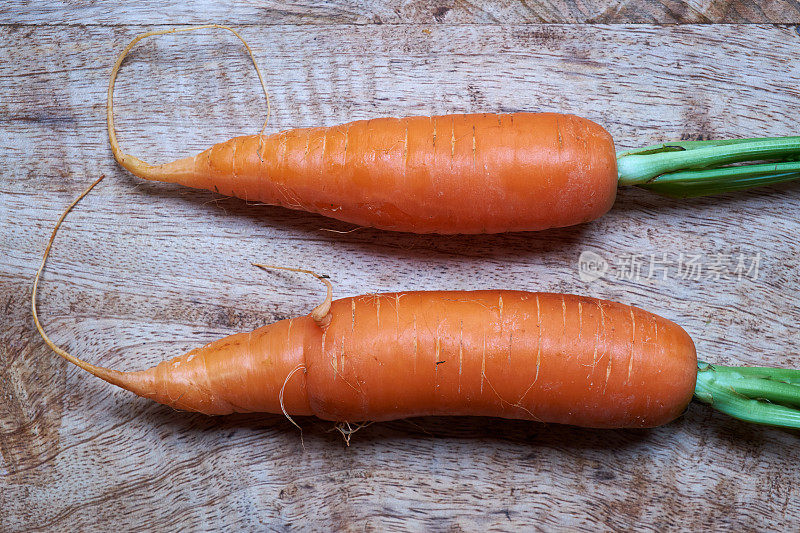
[107,26,800,234]
[33,177,800,431]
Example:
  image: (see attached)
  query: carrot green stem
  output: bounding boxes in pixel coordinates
[617,137,800,197]
[639,162,800,198]
[694,361,800,429]
[617,137,790,157]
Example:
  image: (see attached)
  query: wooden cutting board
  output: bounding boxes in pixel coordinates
[2,2,799,530]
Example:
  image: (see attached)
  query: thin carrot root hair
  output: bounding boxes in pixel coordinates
[107,24,271,179]
[279,363,307,450]
[31,176,130,387]
[330,421,375,447]
[317,226,366,235]
[252,263,333,328]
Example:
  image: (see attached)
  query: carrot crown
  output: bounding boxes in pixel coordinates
[617,137,800,197]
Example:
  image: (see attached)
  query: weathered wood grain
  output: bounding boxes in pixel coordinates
[2,0,800,24]
[2,21,800,532]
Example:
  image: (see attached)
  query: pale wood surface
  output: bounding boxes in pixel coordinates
[3,0,800,23]
[2,5,800,532]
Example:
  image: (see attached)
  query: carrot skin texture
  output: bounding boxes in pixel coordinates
[141,113,619,234]
[146,318,315,416]
[120,291,696,429]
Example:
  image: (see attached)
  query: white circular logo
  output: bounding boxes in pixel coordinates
[578,251,609,282]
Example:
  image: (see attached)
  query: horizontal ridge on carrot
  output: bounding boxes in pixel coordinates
[33,177,800,432]
[108,26,800,234]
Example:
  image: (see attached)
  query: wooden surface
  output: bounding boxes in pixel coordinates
[3,0,800,23]
[2,3,800,531]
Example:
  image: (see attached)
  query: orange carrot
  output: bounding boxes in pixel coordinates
[36,258,693,429]
[113,111,618,235]
[106,27,617,234]
[107,26,800,234]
